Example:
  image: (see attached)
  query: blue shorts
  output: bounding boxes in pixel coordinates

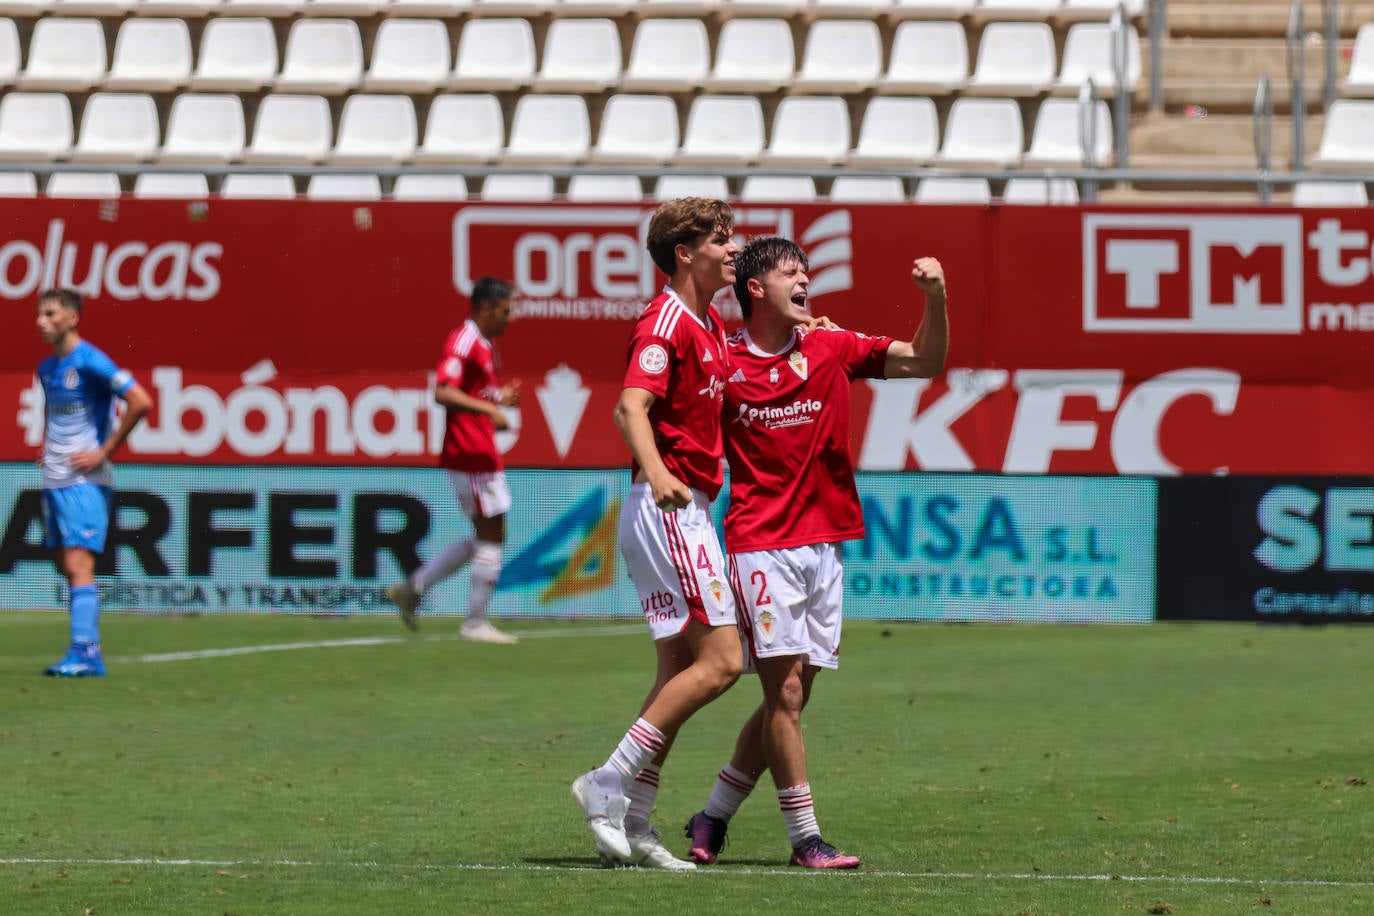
[42,483,114,553]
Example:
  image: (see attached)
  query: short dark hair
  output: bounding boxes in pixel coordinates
[40,288,82,316]
[646,198,734,277]
[732,237,808,321]
[471,277,514,310]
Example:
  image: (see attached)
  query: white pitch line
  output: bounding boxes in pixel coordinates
[2,858,1373,888]
[113,623,645,664]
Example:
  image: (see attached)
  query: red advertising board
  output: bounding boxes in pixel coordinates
[1,199,1369,473]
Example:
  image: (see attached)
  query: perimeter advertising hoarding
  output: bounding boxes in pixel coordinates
[2,200,1372,474]
[0,465,1156,623]
[1157,477,1374,622]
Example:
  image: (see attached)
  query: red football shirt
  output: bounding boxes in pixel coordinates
[621,287,732,500]
[722,325,892,552]
[436,319,504,473]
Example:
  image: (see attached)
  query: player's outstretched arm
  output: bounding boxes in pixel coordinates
[614,386,692,512]
[884,256,949,380]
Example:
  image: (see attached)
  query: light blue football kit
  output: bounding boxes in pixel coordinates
[38,340,136,676]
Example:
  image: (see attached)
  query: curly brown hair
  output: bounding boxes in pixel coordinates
[646,198,735,278]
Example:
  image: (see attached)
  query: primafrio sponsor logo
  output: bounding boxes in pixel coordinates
[0,219,222,302]
[732,397,824,429]
[451,206,854,317]
[1082,214,1304,333]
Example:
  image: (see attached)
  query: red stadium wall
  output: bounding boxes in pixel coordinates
[2,199,1369,475]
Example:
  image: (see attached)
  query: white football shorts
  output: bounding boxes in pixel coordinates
[447,469,512,519]
[619,482,738,642]
[729,542,844,670]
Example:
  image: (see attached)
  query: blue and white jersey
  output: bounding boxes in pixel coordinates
[38,340,136,489]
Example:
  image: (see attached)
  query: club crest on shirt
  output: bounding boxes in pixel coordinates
[639,344,669,374]
[756,609,776,645]
[769,367,779,385]
[788,351,808,381]
[63,368,79,389]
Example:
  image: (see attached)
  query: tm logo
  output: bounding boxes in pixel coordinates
[1082,214,1303,333]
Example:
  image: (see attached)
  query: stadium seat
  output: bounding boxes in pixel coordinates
[136,0,223,15]
[19,18,106,91]
[133,172,211,198]
[808,0,892,16]
[966,22,1056,96]
[976,0,1062,19]
[70,92,160,162]
[306,174,382,199]
[1311,101,1374,170]
[566,174,645,201]
[391,173,469,200]
[1058,0,1145,19]
[590,94,680,164]
[1023,97,1112,166]
[717,0,803,16]
[299,0,387,15]
[935,97,1024,167]
[914,177,992,203]
[244,94,332,164]
[879,21,968,95]
[1291,180,1369,206]
[0,92,73,161]
[275,19,363,94]
[792,20,882,94]
[331,94,417,165]
[388,0,471,13]
[481,173,555,201]
[1343,24,1374,97]
[160,94,246,163]
[890,0,974,17]
[851,96,939,165]
[362,19,450,93]
[0,19,18,88]
[503,94,590,164]
[534,18,621,93]
[560,0,633,14]
[678,95,765,165]
[468,0,550,14]
[622,19,709,92]
[191,18,278,91]
[1055,22,1142,97]
[654,174,729,200]
[828,176,905,202]
[105,19,192,92]
[54,0,134,15]
[220,173,296,197]
[46,172,122,198]
[739,175,817,201]
[1002,177,1080,204]
[760,96,850,166]
[415,93,504,163]
[0,170,37,195]
[218,0,303,16]
[448,18,535,91]
[704,19,794,93]
[0,0,54,13]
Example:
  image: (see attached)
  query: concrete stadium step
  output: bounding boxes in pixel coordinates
[1128,111,1324,171]
[1156,37,1350,114]
[1167,2,1374,39]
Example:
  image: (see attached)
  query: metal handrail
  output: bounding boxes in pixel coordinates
[1254,75,1275,202]
[1286,0,1306,171]
[1111,3,1131,167]
[1081,78,1100,202]
[1323,0,1339,109]
[1148,0,1167,114]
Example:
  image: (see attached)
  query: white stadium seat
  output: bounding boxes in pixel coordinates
[448,18,535,91]
[299,0,388,15]
[70,92,160,162]
[363,19,450,93]
[1002,177,1080,204]
[534,18,621,93]
[0,170,37,195]
[331,94,417,165]
[391,173,469,200]
[590,94,680,164]
[935,97,1024,167]
[879,20,968,95]
[0,92,73,161]
[0,19,19,88]
[105,18,192,92]
[1023,97,1112,166]
[1059,0,1145,19]
[739,175,817,201]
[977,0,1061,19]
[914,177,992,203]
[566,174,645,201]
[760,96,850,166]
[46,172,122,198]
[415,94,504,163]
[828,176,906,202]
[1055,22,1142,96]
[133,172,211,198]
[306,174,382,199]
[160,94,246,163]
[481,173,555,201]
[218,0,302,16]
[792,19,882,94]
[654,174,730,200]
[704,19,795,93]
[1311,100,1374,170]
[388,0,470,12]
[1342,24,1374,97]
[503,94,590,164]
[192,18,278,91]
[851,96,938,166]
[890,0,974,17]
[274,18,363,94]
[622,19,709,92]
[20,18,106,91]
[678,95,765,165]
[966,22,1057,96]
[1291,180,1369,206]
[244,94,333,164]
[220,173,296,197]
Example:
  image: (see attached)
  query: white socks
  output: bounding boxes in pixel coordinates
[778,783,819,846]
[466,540,502,621]
[704,763,758,822]
[600,718,666,790]
[409,537,475,593]
[624,764,661,836]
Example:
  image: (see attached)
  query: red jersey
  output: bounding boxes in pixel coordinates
[722,325,892,552]
[622,287,731,500]
[436,319,504,473]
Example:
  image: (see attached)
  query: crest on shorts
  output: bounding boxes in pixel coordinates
[757,610,776,645]
[788,351,808,381]
[639,344,669,374]
[708,578,725,606]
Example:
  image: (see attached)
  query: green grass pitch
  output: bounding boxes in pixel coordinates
[2,612,1373,914]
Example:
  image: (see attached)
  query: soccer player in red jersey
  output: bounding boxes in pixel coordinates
[571,199,742,871]
[684,236,949,869]
[387,277,522,644]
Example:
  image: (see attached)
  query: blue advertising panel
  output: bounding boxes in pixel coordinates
[1,464,1156,622]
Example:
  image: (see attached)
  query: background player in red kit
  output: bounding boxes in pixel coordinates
[387,277,522,644]
[684,237,949,869]
[570,199,741,871]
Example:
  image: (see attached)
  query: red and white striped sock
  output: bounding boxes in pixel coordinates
[624,764,661,836]
[704,763,757,821]
[777,783,819,847]
[602,718,666,788]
